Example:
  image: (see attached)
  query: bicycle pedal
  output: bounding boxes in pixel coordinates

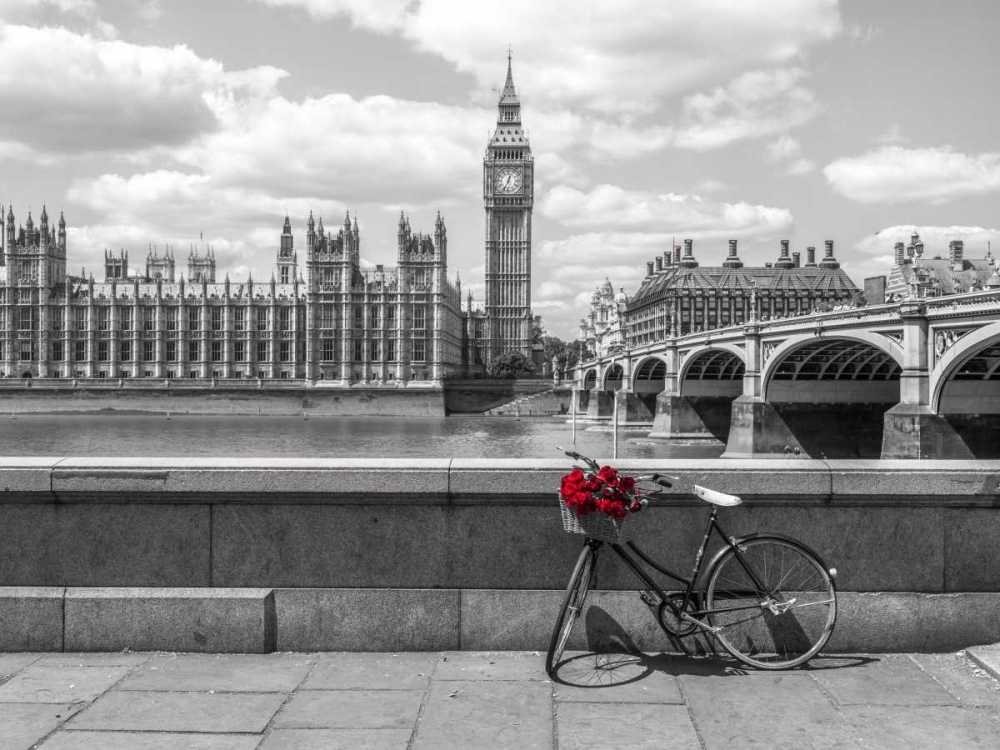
[639,592,655,607]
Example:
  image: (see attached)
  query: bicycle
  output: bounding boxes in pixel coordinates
[547,448,838,674]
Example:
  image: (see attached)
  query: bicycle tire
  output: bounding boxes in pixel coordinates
[704,536,836,669]
[545,543,596,675]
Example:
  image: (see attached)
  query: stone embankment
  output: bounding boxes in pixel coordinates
[0,381,446,416]
[2,457,999,654]
[487,387,572,416]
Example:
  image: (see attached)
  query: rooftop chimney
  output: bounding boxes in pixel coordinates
[680,238,698,268]
[672,243,681,266]
[663,250,672,267]
[819,240,840,269]
[646,261,655,276]
[775,239,795,269]
[806,246,816,266]
[894,242,905,266]
[655,256,663,272]
[949,240,964,270]
[792,252,800,268]
[723,239,743,269]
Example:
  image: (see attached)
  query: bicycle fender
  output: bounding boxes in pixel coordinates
[700,532,837,590]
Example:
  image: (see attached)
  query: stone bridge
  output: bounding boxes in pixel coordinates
[573,289,1000,459]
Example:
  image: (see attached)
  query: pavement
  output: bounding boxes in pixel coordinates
[0,648,999,749]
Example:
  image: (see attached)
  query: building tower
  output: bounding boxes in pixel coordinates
[483,52,534,367]
[187,243,216,283]
[276,215,297,284]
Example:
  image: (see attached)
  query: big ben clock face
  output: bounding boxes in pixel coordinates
[494,167,523,194]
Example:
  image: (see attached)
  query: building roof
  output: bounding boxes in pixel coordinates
[891,258,996,295]
[630,265,859,307]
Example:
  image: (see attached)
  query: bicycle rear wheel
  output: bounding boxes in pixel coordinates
[704,536,836,669]
[545,543,597,675]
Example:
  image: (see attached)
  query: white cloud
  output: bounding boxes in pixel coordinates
[874,123,906,145]
[540,184,794,238]
[824,146,1000,204]
[0,25,285,156]
[252,0,842,114]
[674,68,822,150]
[764,135,815,176]
[182,94,487,205]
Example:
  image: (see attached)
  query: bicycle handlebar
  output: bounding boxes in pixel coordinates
[558,447,675,488]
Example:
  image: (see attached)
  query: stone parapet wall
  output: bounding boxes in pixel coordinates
[1,457,999,652]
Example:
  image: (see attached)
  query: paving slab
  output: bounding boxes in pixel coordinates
[273,688,424,729]
[812,653,957,706]
[302,652,437,690]
[0,664,132,703]
[413,679,551,749]
[433,650,548,681]
[839,705,1000,749]
[66,690,286,733]
[680,671,856,750]
[0,703,82,750]
[556,702,698,749]
[967,644,1000,681]
[552,653,684,703]
[32,653,151,668]
[39,731,261,750]
[0,652,41,678]
[259,728,415,749]
[911,652,1000,707]
[119,653,314,692]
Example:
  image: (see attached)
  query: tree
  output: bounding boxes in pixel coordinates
[488,351,536,379]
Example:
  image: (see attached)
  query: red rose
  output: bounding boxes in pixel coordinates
[619,475,636,493]
[597,465,618,484]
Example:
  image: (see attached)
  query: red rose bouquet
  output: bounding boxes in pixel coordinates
[559,465,646,519]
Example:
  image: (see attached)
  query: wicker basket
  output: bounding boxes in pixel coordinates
[558,495,631,544]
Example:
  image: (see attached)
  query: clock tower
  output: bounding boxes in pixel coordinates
[483,53,534,367]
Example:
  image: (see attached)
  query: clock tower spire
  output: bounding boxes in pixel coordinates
[483,52,534,369]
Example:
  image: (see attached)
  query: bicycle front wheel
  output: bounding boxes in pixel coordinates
[704,536,836,669]
[545,543,597,675]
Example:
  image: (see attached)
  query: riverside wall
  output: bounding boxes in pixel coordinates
[0,384,445,416]
[1,457,999,654]
[443,379,554,413]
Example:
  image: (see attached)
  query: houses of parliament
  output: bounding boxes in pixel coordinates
[0,59,535,383]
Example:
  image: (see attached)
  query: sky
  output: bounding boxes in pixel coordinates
[2,0,999,339]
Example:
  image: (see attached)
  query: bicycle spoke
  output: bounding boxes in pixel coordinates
[705,537,836,669]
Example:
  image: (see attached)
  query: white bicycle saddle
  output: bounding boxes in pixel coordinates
[693,485,742,506]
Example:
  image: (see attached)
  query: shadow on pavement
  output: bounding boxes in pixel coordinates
[549,605,878,688]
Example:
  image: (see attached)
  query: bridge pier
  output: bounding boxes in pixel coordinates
[621,391,655,423]
[881,302,973,459]
[881,404,974,459]
[585,387,615,418]
[648,392,724,444]
[721,396,807,458]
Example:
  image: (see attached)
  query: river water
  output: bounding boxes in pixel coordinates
[2,414,725,459]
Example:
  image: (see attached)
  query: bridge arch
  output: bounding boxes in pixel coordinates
[762,333,903,458]
[602,363,625,391]
[932,321,1000,411]
[762,332,904,399]
[582,369,597,391]
[677,344,746,398]
[932,322,1000,457]
[631,356,668,394]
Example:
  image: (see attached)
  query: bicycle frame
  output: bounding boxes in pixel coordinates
[600,503,766,630]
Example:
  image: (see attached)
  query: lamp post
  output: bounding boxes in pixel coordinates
[612,290,630,459]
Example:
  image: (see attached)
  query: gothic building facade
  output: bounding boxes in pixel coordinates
[0,59,534,382]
